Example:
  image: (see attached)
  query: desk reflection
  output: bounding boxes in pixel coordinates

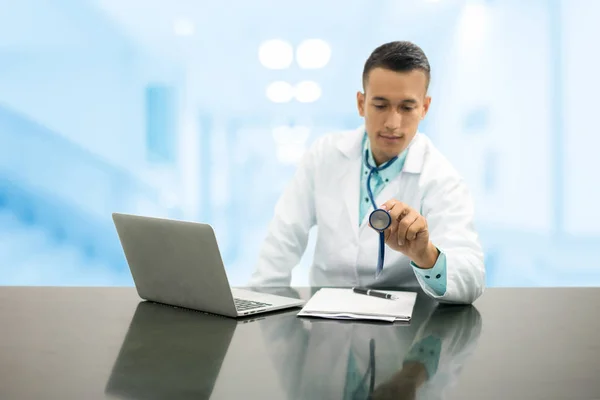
[103,301,285,400]
[259,291,482,400]
[103,289,481,400]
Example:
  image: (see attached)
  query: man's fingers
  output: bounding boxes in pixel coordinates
[379,201,402,244]
[386,201,410,221]
[383,201,416,246]
[396,212,418,245]
[383,227,392,243]
[380,199,408,213]
[385,203,405,245]
[384,216,397,243]
[378,200,427,246]
[406,217,427,241]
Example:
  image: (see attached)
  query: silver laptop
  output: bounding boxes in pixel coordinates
[112,212,305,317]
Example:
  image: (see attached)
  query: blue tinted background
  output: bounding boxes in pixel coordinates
[1,0,598,287]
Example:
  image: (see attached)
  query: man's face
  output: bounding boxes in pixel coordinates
[357,67,431,165]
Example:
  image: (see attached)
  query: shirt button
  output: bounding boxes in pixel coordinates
[365,198,369,202]
[385,178,389,182]
[436,274,441,279]
[425,275,430,279]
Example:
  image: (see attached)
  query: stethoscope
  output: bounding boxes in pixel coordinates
[364,149,398,278]
[351,338,376,399]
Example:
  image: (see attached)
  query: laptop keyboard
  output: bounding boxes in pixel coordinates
[234,298,272,311]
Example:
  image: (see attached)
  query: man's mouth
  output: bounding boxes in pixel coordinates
[378,133,403,139]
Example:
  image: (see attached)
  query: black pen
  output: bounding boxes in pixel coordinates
[352,287,397,300]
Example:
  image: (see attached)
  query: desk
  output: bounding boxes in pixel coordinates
[0,286,599,399]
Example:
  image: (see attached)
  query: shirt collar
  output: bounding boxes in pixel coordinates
[362,132,408,180]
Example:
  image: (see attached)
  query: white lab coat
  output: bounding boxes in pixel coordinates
[250,125,485,304]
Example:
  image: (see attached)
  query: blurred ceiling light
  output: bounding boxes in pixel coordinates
[259,39,294,69]
[276,145,306,165]
[266,81,294,103]
[272,126,293,144]
[295,81,322,103]
[296,39,331,69]
[173,18,195,36]
[292,126,311,144]
[459,1,488,49]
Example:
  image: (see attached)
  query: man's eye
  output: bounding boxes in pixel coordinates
[374,105,386,109]
[402,107,415,111]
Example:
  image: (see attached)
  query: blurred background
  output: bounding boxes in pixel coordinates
[1,0,598,287]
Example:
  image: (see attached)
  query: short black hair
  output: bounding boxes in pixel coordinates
[362,41,431,90]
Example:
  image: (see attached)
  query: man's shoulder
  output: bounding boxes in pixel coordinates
[412,133,469,194]
[310,127,362,149]
[305,126,363,159]
[414,133,459,174]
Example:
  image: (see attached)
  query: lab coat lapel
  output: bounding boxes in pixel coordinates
[341,156,362,240]
[336,127,365,241]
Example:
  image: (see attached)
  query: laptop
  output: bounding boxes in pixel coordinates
[111,212,305,317]
[105,301,294,399]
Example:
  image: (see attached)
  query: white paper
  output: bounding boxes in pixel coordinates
[297,288,417,323]
[298,312,398,323]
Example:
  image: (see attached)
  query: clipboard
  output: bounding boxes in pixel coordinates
[296,288,418,323]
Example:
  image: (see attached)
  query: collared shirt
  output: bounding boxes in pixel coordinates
[359,133,447,295]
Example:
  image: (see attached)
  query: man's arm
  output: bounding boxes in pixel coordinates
[379,168,484,303]
[415,172,486,304]
[410,251,448,296]
[371,304,483,399]
[248,141,319,287]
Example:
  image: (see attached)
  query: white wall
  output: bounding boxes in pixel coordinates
[0,53,145,170]
[0,1,182,174]
[563,0,600,236]
[431,0,553,234]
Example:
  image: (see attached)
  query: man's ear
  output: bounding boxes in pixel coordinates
[421,96,432,119]
[357,91,365,117]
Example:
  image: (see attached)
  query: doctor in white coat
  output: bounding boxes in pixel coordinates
[249,41,485,304]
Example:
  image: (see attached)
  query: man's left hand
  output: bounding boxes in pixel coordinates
[371,199,439,269]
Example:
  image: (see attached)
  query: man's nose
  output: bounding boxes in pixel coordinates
[384,110,402,130]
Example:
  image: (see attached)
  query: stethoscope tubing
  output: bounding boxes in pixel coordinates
[364,149,398,277]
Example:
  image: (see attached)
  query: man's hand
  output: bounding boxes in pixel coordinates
[369,362,428,400]
[370,199,439,269]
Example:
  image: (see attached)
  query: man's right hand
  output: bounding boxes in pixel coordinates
[369,362,428,400]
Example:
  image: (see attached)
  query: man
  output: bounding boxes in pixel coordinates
[249,41,485,304]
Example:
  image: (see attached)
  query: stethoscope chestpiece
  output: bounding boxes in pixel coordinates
[369,208,391,232]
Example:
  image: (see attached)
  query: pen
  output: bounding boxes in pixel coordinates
[352,287,397,300]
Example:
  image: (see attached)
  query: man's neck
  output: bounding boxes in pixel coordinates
[366,134,400,166]
[372,151,395,167]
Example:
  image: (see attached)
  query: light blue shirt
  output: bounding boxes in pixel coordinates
[359,134,447,296]
[344,336,441,397]
[403,334,442,381]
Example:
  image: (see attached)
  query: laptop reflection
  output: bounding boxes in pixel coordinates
[104,301,270,400]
